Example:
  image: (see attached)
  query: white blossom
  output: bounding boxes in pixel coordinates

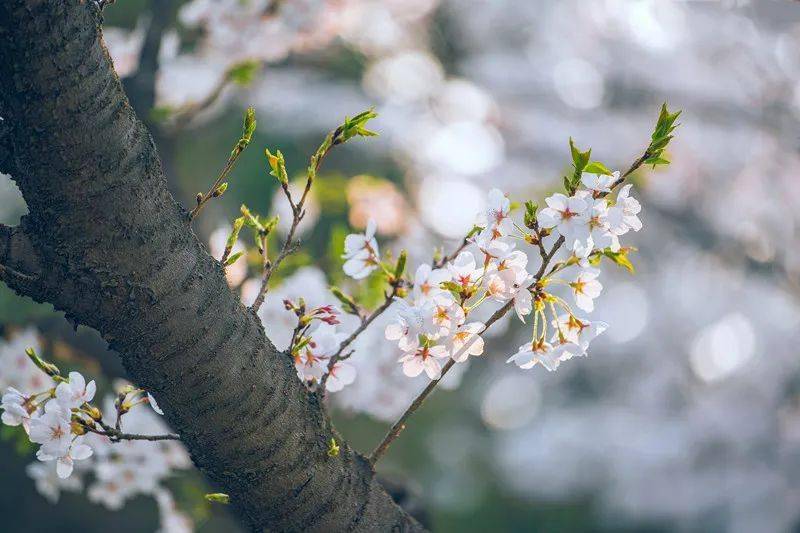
[576,195,620,254]
[1,387,34,429]
[37,440,93,479]
[55,371,96,410]
[570,267,603,312]
[506,341,570,372]
[552,314,608,355]
[399,345,449,379]
[432,300,466,337]
[446,322,485,362]
[385,298,438,351]
[536,193,590,249]
[147,393,164,415]
[412,263,452,303]
[447,251,481,289]
[484,188,514,237]
[28,401,72,459]
[580,170,619,193]
[607,184,642,236]
[342,218,381,279]
[325,361,357,393]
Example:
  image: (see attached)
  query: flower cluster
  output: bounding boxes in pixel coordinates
[283,301,357,392]
[0,336,192,529]
[336,175,642,378]
[3,370,97,478]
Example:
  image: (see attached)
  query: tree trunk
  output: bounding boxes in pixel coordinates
[0,1,422,531]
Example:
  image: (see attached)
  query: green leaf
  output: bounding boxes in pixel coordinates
[327,438,340,457]
[567,138,591,192]
[335,108,379,145]
[205,493,230,505]
[440,281,463,299]
[242,106,256,144]
[225,216,245,251]
[265,148,289,185]
[523,200,538,229]
[465,224,483,239]
[224,251,244,267]
[602,248,636,273]
[227,60,261,86]
[645,103,681,168]
[394,250,407,279]
[583,161,613,176]
[330,286,359,315]
[213,182,228,197]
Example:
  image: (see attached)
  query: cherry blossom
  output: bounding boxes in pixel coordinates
[581,171,619,193]
[607,184,643,235]
[484,188,514,237]
[342,218,381,279]
[28,402,72,459]
[412,263,452,303]
[399,345,449,379]
[432,300,466,336]
[576,195,620,254]
[325,361,357,393]
[475,231,515,265]
[570,267,603,312]
[506,341,570,372]
[484,268,518,301]
[552,314,608,354]
[147,393,164,415]
[537,193,590,249]
[447,251,481,289]
[55,371,96,410]
[1,387,34,429]
[385,298,438,351]
[446,322,485,362]
[294,347,327,383]
[38,440,93,479]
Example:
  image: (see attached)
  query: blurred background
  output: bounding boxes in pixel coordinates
[3,0,800,531]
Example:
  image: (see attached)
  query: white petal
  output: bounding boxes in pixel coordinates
[384,323,403,341]
[536,208,560,229]
[544,193,568,210]
[514,290,532,322]
[84,380,96,403]
[56,457,74,479]
[68,372,85,391]
[71,443,93,461]
[365,218,377,239]
[333,363,356,385]
[423,358,442,380]
[402,358,425,378]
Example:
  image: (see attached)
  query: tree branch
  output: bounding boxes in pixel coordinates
[0,2,421,530]
[370,146,654,464]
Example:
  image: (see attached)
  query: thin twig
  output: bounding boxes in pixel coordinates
[80,418,179,442]
[189,152,244,220]
[319,285,400,393]
[89,426,179,442]
[369,148,653,464]
[433,237,469,269]
[251,136,338,313]
[169,69,238,132]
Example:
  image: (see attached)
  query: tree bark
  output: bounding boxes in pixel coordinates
[0,2,422,531]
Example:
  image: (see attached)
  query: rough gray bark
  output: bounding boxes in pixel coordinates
[0,1,422,531]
